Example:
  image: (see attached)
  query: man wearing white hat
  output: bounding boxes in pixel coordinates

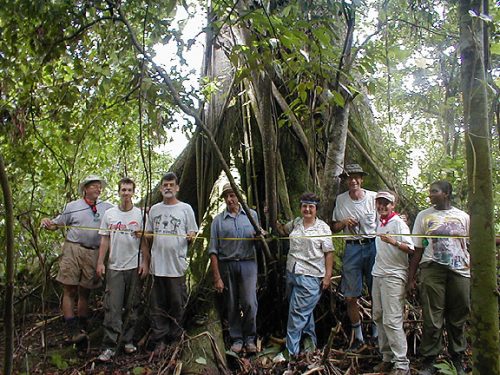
[41,175,113,346]
[331,163,377,352]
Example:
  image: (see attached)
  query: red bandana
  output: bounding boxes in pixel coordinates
[84,198,97,215]
[379,212,398,227]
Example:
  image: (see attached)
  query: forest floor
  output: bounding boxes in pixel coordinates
[6,308,471,375]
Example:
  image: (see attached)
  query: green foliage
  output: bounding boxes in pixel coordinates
[0,0,182,278]
[50,353,68,370]
[434,360,458,375]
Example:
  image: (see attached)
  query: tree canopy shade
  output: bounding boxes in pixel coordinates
[1,0,499,373]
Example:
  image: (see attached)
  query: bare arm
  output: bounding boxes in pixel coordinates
[138,236,151,278]
[41,218,58,231]
[379,234,414,254]
[96,236,110,278]
[407,246,424,292]
[322,251,334,290]
[331,217,358,233]
[210,254,224,293]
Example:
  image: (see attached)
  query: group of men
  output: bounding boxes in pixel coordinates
[42,164,470,375]
[42,172,262,362]
[42,172,199,361]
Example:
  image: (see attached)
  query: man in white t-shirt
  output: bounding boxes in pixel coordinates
[331,163,377,352]
[96,178,149,362]
[143,172,198,353]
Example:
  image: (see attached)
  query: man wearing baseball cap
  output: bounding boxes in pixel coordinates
[41,175,113,349]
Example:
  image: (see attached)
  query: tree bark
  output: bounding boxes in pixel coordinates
[0,153,14,375]
[319,2,356,220]
[459,1,500,374]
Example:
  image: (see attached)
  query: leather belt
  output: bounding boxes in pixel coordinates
[345,238,375,245]
[67,240,98,250]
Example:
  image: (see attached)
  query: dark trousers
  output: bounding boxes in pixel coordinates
[418,262,470,358]
[219,260,258,343]
[150,275,187,343]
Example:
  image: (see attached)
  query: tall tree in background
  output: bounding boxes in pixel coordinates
[459,1,499,374]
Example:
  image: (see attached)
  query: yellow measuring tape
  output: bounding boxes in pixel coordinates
[47,224,483,241]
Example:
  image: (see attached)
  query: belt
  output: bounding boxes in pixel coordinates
[345,238,375,245]
[67,240,98,250]
[221,258,255,262]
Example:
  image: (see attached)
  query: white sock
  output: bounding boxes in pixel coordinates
[352,322,364,341]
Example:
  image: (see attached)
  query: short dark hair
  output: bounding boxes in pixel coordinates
[300,192,320,205]
[431,180,453,197]
[118,177,136,191]
[161,172,178,185]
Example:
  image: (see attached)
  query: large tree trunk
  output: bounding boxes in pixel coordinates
[1,154,14,375]
[319,3,356,220]
[459,1,499,374]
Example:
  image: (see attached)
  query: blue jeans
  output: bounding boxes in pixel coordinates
[219,260,258,343]
[286,272,322,356]
[340,240,376,297]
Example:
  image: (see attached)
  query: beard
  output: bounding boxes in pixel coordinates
[163,190,176,199]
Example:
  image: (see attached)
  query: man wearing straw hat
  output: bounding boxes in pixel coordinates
[41,175,113,346]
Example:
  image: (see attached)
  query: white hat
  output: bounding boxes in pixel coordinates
[221,182,235,197]
[78,175,107,195]
[375,191,396,203]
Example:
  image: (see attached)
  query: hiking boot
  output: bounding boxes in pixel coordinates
[124,343,137,354]
[72,330,88,343]
[230,341,243,354]
[373,361,393,372]
[368,335,379,348]
[347,339,367,353]
[451,355,466,375]
[98,348,115,362]
[153,341,167,356]
[245,340,257,353]
[418,357,437,375]
[303,336,316,353]
[389,369,410,375]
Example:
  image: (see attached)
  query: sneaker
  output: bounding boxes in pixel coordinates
[230,341,243,354]
[245,341,257,353]
[124,343,137,354]
[347,339,367,353]
[389,369,410,375]
[98,348,115,362]
[373,361,393,372]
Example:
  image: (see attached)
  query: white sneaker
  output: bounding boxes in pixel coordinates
[124,343,137,354]
[98,348,115,362]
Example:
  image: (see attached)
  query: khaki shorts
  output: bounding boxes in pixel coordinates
[56,241,102,289]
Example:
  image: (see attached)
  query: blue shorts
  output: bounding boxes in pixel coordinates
[340,240,376,297]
